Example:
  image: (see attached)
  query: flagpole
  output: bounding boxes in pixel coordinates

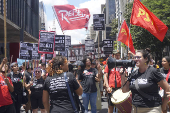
[128,24,131,52]
[52,6,65,35]
[98,36,100,60]
[3,0,7,78]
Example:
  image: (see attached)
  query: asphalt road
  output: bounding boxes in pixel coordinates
[20,95,108,113]
[20,93,170,113]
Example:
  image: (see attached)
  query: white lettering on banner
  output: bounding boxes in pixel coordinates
[58,9,90,23]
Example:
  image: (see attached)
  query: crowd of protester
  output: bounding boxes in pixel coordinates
[1,48,170,113]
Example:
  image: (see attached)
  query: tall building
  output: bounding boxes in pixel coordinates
[106,0,116,25]
[89,24,96,40]
[104,0,116,41]
[0,0,39,62]
[39,1,46,30]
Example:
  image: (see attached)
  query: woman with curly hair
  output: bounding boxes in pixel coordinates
[43,56,83,113]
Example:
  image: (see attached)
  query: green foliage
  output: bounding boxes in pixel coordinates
[114,41,117,50]
[110,18,118,36]
[123,0,170,59]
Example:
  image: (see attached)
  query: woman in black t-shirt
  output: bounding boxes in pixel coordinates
[120,49,170,113]
[7,62,23,113]
[26,67,46,113]
[159,56,170,112]
[78,57,102,113]
[43,56,83,113]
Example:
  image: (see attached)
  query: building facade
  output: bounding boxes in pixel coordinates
[0,0,39,62]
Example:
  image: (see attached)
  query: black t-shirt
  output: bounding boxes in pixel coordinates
[24,71,32,84]
[7,72,23,94]
[128,66,164,107]
[43,72,80,113]
[78,68,98,93]
[30,77,44,98]
[159,68,170,84]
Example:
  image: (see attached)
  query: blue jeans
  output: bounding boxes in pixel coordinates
[82,92,97,113]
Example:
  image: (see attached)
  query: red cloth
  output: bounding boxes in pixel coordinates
[0,74,13,107]
[53,4,90,30]
[130,0,168,42]
[117,20,135,54]
[102,61,106,65]
[104,65,121,88]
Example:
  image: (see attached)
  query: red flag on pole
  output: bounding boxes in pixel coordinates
[53,4,90,31]
[130,0,168,42]
[117,20,135,54]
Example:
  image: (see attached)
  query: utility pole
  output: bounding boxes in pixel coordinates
[117,0,122,58]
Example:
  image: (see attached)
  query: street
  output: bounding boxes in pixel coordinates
[21,95,108,113]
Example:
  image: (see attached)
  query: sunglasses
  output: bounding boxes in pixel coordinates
[35,71,41,73]
[133,56,141,59]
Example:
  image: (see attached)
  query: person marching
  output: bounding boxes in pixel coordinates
[104,50,121,113]
[159,56,170,112]
[0,58,15,113]
[7,62,23,113]
[43,56,83,113]
[120,49,170,113]
[26,67,46,113]
[78,57,102,113]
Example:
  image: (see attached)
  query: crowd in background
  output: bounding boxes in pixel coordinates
[1,48,170,113]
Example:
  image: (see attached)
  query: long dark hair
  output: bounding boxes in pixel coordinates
[82,57,92,68]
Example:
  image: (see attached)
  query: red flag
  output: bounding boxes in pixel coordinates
[53,4,90,31]
[117,20,135,54]
[130,0,168,42]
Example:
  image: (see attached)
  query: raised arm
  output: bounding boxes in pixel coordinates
[0,57,7,72]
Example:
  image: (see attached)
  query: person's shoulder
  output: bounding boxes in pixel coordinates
[67,72,73,75]
[149,66,157,72]
[90,68,96,71]
[45,75,53,82]
[67,72,75,79]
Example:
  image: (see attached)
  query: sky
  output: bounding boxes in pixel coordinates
[39,0,106,44]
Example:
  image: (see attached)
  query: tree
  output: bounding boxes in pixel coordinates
[123,0,170,60]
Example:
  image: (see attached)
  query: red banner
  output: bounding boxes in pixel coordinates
[53,4,90,31]
[117,20,135,54]
[130,0,168,42]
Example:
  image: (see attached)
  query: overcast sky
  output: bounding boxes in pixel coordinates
[39,0,106,44]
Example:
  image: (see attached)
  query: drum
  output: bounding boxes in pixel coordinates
[111,89,132,113]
